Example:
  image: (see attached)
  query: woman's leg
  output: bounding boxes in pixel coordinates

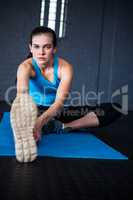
[56,103,122,130]
[63,111,99,129]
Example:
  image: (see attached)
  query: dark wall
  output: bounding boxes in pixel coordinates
[0,0,41,101]
[58,0,104,106]
[98,0,133,110]
[0,0,133,110]
[58,0,133,110]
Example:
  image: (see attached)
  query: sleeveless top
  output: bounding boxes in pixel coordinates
[29,56,60,106]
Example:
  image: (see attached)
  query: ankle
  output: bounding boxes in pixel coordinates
[62,123,71,129]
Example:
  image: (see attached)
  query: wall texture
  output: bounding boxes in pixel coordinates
[0,0,41,101]
[0,0,133,110]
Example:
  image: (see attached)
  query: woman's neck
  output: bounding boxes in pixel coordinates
[42,56,54,70]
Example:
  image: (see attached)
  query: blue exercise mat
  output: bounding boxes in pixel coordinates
[0,112,128,160]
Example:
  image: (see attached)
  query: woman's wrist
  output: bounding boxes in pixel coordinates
[41,112,50,125]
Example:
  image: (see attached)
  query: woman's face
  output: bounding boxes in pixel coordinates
[29,33,56,68]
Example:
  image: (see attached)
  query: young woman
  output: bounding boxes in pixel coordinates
[10,26,121,162]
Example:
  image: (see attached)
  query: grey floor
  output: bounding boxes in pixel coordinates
[0,102,132,200]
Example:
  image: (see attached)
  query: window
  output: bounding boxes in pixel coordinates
[40,0,45,26]
[40,0,68,38]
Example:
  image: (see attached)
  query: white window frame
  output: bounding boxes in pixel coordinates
[40,0,68,38]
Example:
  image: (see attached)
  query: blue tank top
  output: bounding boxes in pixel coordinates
[29,56,60,106]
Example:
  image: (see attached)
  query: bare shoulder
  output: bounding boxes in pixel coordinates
[18,58,35,77]
[59,57,72,68]
[58,57,73,79]
[18,58,32,71]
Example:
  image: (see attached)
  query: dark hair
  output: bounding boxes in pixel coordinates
[29,26,57,48]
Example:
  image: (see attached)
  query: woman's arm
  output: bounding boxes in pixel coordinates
[16,58,32,94]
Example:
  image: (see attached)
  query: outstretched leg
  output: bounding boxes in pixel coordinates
[10,94,38,163]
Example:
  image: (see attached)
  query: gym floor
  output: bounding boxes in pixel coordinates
[0,101,132,200]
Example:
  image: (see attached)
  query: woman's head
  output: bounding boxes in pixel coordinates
[29,26,57,67]
[29,26,57,48]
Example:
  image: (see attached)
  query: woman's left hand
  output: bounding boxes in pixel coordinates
[33,115,45,142]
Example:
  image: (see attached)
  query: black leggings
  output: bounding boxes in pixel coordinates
[38,103,122,127]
